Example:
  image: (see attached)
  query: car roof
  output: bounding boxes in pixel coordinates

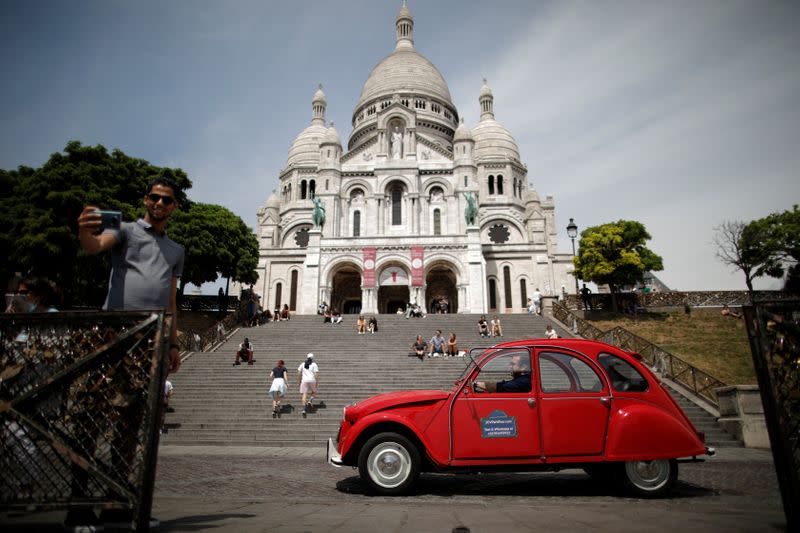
[487,338,630,360]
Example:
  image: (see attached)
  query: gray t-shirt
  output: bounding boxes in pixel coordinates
[103,219,185,310]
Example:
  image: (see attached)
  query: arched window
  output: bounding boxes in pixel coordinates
[287,183,292,201]
[503,266,512,309]
[497,175,504,195]
[513,178,517,197]
[488,175,495,195]
[325,179,329,191]
[290,271,298,311]
[353,210,361,237]
[488,279,497,310]
[391,186,403,225]
[300,180,307,200]
[274,283,282,310]
[433,209,441,235]
[464,176,468,187]
[519,279,528,309]
[309,180,316,198]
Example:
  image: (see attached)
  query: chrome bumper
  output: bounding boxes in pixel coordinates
[327,438,344,467]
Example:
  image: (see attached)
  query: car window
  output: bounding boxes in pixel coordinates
[475,349,531,392]
[598,353,649,392]
[539,351,603,393]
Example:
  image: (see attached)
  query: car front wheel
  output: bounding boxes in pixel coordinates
[358,432,421,495]
[621,459,678,497]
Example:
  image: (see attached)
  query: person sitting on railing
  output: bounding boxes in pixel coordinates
[233,337,255,365]
[721,304,741,318]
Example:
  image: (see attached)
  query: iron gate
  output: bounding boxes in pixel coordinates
[742,301,799,531]
[0,311,170,531]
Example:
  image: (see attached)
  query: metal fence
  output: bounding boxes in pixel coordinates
[0,311,170,531]
[742,301,799,531]
[177,308,242,353]
[552,302,727,407]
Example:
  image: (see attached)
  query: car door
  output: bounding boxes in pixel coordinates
[537,349,610,457]
[451,348,541,460]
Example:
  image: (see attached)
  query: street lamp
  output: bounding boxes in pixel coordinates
[566,218,579,297]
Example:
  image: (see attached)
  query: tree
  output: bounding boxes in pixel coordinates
[168,203,259,296]
[717,206,800,293]
[573,220,664,311]
[0,141,256,307]
[0,141,192,305]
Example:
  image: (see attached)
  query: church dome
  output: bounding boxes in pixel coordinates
[453,117,473,142]
[472,119,520,162]
[356,50,453,110]
[322,123,341,146]
[472,79,520,162]
[286,122,327,167]
[286,85,329,167]
[265,192,280,209]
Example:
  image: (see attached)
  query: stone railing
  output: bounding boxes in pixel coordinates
[561,290,794,311]
[552,302,727,407]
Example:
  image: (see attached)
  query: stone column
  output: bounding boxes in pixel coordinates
[466,226,486,313]
[301,229,322,314]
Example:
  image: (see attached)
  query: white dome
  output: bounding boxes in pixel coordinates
[454,117,473,142]
[286,122,327,166]
[472,119,520,162]
[356,49,453,111]
[265,192,280,209]
[322,123,341,146]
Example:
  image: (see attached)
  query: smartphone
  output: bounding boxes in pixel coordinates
[95,209,122,232]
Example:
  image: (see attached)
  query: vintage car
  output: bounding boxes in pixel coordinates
[328,338,714,497]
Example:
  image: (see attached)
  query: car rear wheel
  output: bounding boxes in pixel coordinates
[621,459,677,497]
[358,432,420,495]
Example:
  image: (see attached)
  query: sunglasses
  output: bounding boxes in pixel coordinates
[147,193,176,205]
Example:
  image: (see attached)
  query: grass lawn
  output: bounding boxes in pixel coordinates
[584,307,756,385]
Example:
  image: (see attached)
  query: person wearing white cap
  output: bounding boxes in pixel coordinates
[297,353,320,418]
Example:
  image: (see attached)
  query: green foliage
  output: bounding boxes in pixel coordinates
[1,141,258,305]
[573,220,664,296]
[716,205,799,292]
[169,203,259,294]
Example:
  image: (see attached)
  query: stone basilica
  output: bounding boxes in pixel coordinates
[253,3,573,315]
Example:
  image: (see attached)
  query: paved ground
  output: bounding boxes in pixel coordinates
[1,446,786,532]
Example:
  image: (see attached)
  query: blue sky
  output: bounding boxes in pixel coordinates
[2,0,799,292]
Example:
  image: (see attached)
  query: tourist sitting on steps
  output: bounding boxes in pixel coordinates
[234,337,255,365]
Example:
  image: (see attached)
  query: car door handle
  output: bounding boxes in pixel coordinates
[600,396,611,406]
[528,398,537,408]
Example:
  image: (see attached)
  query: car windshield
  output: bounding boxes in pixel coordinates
[455,347,520,385]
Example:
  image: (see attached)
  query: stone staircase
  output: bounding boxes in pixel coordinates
[161,313,558,447]
[666,388,742,447]
[162,313,740,448]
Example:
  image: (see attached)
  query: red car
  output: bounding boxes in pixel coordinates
[328,339,714,497]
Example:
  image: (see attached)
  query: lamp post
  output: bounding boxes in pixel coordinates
[566,218,579,297]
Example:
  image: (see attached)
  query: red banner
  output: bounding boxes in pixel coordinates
[411,246,424,287]
[363,247,377,287]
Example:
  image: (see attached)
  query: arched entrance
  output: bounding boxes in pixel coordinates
[377,265,410,314]
[425,264,458,314]
[330,264,362,315]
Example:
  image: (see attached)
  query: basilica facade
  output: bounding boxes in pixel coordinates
[252,3,573,315]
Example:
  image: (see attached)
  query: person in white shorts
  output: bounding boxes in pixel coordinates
[297,353,319,418]
[269,359,288,418]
